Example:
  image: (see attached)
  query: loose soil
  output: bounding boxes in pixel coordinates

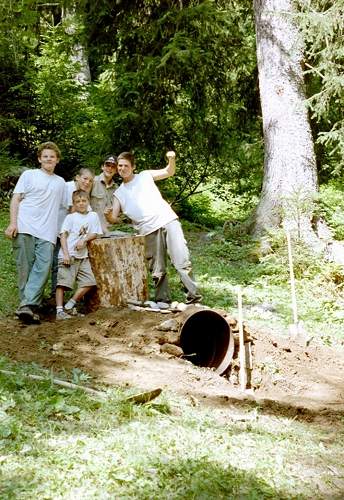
[1,306,344,420]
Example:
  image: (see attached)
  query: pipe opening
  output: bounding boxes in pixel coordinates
[180,309,234,375]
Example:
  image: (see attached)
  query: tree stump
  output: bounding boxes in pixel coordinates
[87,235,148,310]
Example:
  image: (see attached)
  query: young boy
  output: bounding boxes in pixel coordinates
[55,189,102,320]
[5,141,66,324]
[90,155,118,235]
[105,150,201,305]
[51,168,95,295]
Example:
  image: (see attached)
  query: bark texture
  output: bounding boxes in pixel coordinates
[88,236,148,308]
[253,0,318,241]
[63,6,91,85]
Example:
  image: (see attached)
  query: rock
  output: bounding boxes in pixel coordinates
[160,343,183,357]
[325,241,344,265]
[156,302,170,310]
[144,301,160,310]
[156,319,179,332]
[127,299,143,306]
[52,342,63,352]
[158,331,180,346]
[170,301,188,312]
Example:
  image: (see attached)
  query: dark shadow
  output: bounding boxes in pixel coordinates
[0,454,301,499]
[200,392,344,424]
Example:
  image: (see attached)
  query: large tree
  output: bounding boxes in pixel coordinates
[252,0,320,245]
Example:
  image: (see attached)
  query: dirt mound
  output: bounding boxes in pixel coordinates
[1,307,344,417]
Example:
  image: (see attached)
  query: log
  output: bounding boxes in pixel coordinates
[87,235,148,309]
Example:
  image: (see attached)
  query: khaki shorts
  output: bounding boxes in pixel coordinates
[57,257,96,290]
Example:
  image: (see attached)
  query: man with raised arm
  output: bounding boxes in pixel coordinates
[105,150,201,305]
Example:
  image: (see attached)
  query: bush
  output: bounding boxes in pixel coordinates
[175,192,223,227]
[317,182,344,240]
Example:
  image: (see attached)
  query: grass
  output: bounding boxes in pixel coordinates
[0,208,18,315]
[1,203,344,498]
[183,224,344,344]
[0,357,343,499]
[2,203,344,343]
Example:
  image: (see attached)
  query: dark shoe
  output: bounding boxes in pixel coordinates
[31,313,41,324]
[41,295,56,308]
[16,306,41,324]
[185,294,203,305]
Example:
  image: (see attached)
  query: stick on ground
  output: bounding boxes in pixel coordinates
[237,286,247,391]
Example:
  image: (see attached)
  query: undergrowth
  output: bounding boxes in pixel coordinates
[170,221,344,344]
[0,357,343,499]
[1,202,344,344]
[1,189,344,497]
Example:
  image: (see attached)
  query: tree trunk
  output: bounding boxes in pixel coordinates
[87,235,148,309]
[252,0,319,245]
[63,5,91,85]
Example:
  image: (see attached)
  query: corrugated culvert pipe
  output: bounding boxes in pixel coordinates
[179,308,234,375]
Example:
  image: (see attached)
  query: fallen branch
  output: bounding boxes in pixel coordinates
[0,369,163,405]
[0,369,107,400]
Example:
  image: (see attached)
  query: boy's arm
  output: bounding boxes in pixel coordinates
[75,232,97,251]
[4,193,22,239]
[60,232,71,265]
[148,151,176,181]
[104,196,122,224]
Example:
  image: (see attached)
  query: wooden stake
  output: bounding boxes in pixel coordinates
[237,286,247,391]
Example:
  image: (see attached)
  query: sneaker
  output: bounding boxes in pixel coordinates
[185,294,203,305]
[16,306,41,324]
[67,307,85,317]
[56,310,72,321]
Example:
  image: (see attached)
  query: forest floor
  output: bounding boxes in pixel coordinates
[1,304,344,422]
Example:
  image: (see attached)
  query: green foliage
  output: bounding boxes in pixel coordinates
[175,181,260,228]
[297,1,344,178]
[87,0,261,199]
[0,147,24,188]
[179,215,344,339]
[0,0,40,158]
[176,191,223,227]
[0,211,17,315]
[317,182,344,239]
[27,22,110,175]
[0,0,263,196]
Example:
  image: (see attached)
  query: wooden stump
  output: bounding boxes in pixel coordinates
[87,235,148,309]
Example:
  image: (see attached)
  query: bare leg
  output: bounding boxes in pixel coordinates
[56,286,65,307]
[71,285,94,303]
